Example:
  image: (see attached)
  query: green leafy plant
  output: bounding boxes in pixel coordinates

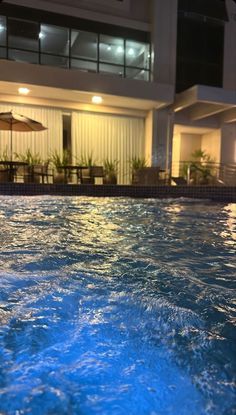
[0,146,10,161]
[15,148,42,165]
[103,158,118,176]
[129,156,147,172]
[103,158,119,184]
[78,152,96,167]
[50,149,71,172]
[181,149,215,184]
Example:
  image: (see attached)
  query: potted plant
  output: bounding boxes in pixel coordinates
[103,158,118,184]
[129,156,147,184]
[190,149,214,185]
[0,147,10,182]
[77,152,97,184]
[15,148,43,183]
[50,149,71,184]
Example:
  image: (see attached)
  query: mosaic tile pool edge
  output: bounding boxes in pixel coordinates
[0,183,235,202]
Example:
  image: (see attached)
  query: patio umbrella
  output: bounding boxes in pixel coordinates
[0,111,47,160]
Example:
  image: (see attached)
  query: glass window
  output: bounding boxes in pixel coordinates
[71,30,97,61]
[0,16,6,46]
[99,35,124,65]
[125,40,150,69]
[99,63,124,77]
[126,67,149,81]
[8,18,39,51]
[71,59,97,73]
[41,54,69,68]
[0,47,6,59]
[8,49,39,64]
[40,24,69,56]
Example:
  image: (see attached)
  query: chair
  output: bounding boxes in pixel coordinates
[80,166,104,184]
[171,176,187,185]
[132,167,160,185]
[24,163,53,184]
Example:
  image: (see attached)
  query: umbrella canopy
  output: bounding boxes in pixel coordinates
[0,111,47,160]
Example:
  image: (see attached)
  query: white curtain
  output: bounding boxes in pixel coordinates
[0,104,63,161]
[72,111,145,184]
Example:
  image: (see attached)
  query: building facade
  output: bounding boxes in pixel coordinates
[0,0,235,184]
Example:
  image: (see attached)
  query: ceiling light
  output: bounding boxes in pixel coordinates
[92,96,103,104]
[39,32,45,39]
[116,46,123,54]
[18,87,30,95]
[128,48,134,56]
[107,45,111,51]
[0,24,5,32]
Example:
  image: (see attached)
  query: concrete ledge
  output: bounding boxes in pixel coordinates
[0,183,235,202]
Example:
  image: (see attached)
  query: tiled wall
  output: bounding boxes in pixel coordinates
[0,183,235,202]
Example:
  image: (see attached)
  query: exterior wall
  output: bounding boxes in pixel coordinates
[220,123,236,164]
[201,130,221,163]
[223,0,236,90]
[180,134,202,161]
[4,0,151,30]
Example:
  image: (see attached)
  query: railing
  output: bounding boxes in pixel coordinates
[171,161,236,186]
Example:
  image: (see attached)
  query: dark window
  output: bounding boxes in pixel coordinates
[176,15,224,92]
[8,17,39,51]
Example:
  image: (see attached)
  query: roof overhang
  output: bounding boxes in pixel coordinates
[173,85,236,124]
[0,59,174,116]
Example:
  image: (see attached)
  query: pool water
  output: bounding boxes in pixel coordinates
[0,196,235,415]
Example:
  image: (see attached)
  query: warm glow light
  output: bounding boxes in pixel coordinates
[92,96,103,104]
[18,87,30,95]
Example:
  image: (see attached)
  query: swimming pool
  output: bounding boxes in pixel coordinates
[0,196,235,415]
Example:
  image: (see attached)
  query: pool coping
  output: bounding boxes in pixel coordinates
[0,183,235,202]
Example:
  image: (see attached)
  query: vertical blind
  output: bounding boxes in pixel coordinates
[72,111,145,184]
[0,104,63,160]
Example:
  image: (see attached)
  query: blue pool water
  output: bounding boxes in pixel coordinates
[0,196,235,415]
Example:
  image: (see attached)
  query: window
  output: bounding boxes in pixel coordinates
[0,13,151,81]
[71,30,97,61]
[125,40,150,69]
[40,24,69,56]
[0,16,6,47]
[8,17,39,52]
[99,35,124,65]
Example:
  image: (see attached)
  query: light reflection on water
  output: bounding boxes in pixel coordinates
[0,196,235,415]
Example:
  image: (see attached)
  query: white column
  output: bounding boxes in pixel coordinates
[151,108,175,171]
[223,0,236,90]
[151,0,178,85]
[220,124,236,164]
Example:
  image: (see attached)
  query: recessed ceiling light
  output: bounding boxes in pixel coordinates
[116,46,123,54]
[39,32,45,39]
[92,96,103,104]
[0,24,5,32]
[128,48,134,56]
[107,45,111,51]
[18,87,30,95]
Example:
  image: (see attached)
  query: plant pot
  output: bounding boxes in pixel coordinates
[0,169,9,183]
[53,171,67,184]
[24,175,41,184]
[103,174,117,185]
